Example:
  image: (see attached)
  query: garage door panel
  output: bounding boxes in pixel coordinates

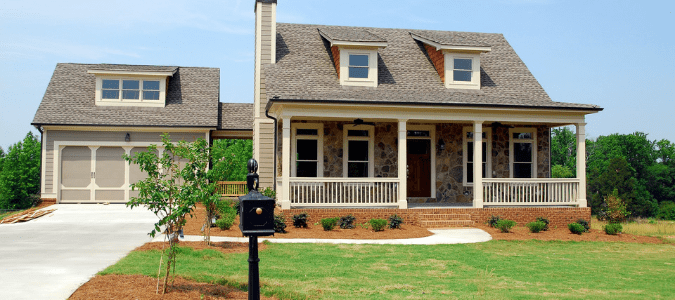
[95,147,125,188]
[61,190,91,201]
[129,147,155,186]
[61,146,91,188]
[95,190,125,202]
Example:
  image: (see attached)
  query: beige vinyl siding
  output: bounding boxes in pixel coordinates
[257,123,275,188]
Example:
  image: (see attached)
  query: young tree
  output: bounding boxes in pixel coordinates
[0,132,41,210]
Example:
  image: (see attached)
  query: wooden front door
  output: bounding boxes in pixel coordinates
[407,139,431,197]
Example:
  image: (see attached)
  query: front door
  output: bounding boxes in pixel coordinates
[407,139,431,197]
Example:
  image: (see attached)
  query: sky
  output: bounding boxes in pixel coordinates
[1,0,673,150]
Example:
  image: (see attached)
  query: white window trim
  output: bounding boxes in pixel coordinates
[339,48,378,87]
[444,52,481,90]
[463,126,492,186]
[95,76,167,107]
[407,124,436,197]
[343,125,375,178]
[290,123,324,177]
[509,127,537,178]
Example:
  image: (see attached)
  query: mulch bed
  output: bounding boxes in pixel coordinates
[475,224,668,244]
[135,241,267,254]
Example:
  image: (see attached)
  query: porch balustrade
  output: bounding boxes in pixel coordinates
[482,178,580,205]
[216,181,248,197]
[288,178,399,206]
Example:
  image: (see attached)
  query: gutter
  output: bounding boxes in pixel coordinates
[264,105,278,192]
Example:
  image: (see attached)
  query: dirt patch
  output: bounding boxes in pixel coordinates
[476,224,668,244]
[135,241,267,254]
[183,204,434,240]
[70,274,277,300]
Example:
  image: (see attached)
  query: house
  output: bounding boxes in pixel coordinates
[33,0,601,225]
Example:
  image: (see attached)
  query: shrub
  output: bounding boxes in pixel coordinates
[274,214,287,233]
[217,199,237,217]
[262,187,276,199]
[495,219,516,233]
[603,189,630,223]
[215,215,235,230]
[369,219,387,232]
[338,214,356,229]
[657,201,675,220]
[487,215,501,228]
[388,214,404,229]
[292,212,309,228]
[604,223,623,235]
[576,219,590,232]
[568,223,585,235]
[321,217,339,231]
[535,217,550,231]
[526,221,547,233]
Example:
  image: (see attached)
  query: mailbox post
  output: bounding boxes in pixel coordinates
[238,159,275,300]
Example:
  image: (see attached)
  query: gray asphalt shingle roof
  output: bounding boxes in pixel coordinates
[318,27,387,43]
[32,63,220,127]
[218,103,253,130]
[410,31,491,47]
[265,23,601,111]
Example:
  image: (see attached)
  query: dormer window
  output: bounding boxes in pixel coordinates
[102,79,161,101]
[348,54,369,78]
[446,54,481,89]
[453,58,472,82]
[89,69,175,108]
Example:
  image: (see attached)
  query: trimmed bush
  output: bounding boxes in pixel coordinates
[526,221,547,233]
[604,223,623,235]
[388,214,404,229]
[487,215,501,228]
[568,223,585,235]
[535,217,550,231]
[369,219,387,232]
[576,219,590,232]
[274,214,287,233]
[495,219,516,233]
[292,212,309,228]
[321,217,339,231]
[215,215,235,230]
[339,214,356,229]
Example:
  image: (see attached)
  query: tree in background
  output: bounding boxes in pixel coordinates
[210,139,252,181]
[0,132,41,210]
[550,127,577,176]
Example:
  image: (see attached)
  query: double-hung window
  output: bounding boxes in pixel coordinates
[291,123,323,177]
[463,127,491,185]
[343,126,374,178]
[348,54,369,79]
[339,49,378,87]
[102,79,161,101]
[453,58,473,82]
[510,128,537,178]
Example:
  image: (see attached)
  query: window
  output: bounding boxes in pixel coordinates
[291,123,323,177]
[348,55,369,79]
[95,77,167,107]
[343,125,374,177]
[339,49,378,87]
[463,126,491,186]
[444,53,481,90]
[453,59,472,82]
[509,128,537,178]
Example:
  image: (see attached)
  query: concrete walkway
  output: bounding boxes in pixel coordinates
[152,228,492,245]
[0,204,157,300]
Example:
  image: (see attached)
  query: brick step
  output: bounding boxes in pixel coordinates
[418,213,472,220]
[420,220,475,228]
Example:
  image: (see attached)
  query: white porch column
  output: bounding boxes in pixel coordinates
[397,119,408,209]
[576,123,587,207]
[280,117,291,209]
[473,121,484,208]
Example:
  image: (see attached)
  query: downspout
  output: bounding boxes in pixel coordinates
[265,105,278,191]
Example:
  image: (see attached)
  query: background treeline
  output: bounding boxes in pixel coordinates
[552,127,675,219]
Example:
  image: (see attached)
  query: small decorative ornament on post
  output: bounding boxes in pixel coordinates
[238,159,275,300]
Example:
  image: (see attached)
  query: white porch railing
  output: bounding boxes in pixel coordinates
[288,178,399,206]
[483,178,580,205]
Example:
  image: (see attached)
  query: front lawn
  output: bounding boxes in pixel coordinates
[101,240,675,299]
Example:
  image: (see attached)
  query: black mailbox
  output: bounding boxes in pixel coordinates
[239,159,275,237]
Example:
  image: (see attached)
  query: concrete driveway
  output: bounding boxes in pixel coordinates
[0,204,157,300]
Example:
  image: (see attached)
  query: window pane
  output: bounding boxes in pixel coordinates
[102,80,119,89]
[143,80,160,90]
[467,142,473,163]
[348,140,368,161]
[482,142,487,162]
[349,67,368,78]
[143,91,160,100]
[297,129,318,136]
[454,59,472,70]
[482,162,488,178]
[348,162,368,177]
[123,90,140,99]
[454,70,472,82]
[514,163,532,178]
[349,54,369,67]
[296,139,317,160]
[407,130,429,137]
[347,130,369,137]
[102,90,119,99]
[122,80,139,90]
[513,132,533,139]
[467,162,473,183]
[296,161,318,177]
[514,143,532,162]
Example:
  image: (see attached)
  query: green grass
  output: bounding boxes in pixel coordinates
[592,217,675,242]
[101,240,675,299]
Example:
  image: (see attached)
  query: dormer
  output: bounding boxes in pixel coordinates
[87,68,176,107]
[411,32,491,90]
[318,27,387,87]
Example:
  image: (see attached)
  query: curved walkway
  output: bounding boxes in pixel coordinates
[152,228,493,245]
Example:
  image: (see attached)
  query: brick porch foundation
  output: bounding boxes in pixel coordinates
[41,198,57,205]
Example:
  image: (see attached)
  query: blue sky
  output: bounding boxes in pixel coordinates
[1,0,673,150]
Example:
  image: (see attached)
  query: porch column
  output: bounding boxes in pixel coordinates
[473,121,484,208]
[280,117,291,209]
[397,119,408,209]
[576,123,587,207]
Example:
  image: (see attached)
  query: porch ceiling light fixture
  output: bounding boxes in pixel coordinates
[125,133,131,142]
[438,138,445,151]
[351,118,376,127]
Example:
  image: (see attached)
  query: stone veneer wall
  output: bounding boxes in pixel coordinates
[277,121,550,204]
